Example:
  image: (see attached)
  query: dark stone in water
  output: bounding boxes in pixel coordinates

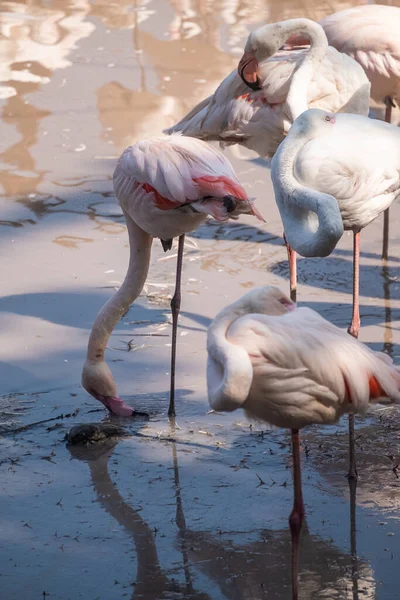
[67,423,127,445]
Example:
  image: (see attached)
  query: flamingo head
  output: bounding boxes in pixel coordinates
[238,48,261,91]
[238,24,277,90]
[237,285,296,316]
[291,108,336,139]
[239,22,294,91]
[82,359,137,417]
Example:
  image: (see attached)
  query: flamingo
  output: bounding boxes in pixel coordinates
[206,285,400,600]
[319,5,400,261]
[270,107,400,480]
[81,134,264,418]
[164,18,370,160]
[165,18,370,300]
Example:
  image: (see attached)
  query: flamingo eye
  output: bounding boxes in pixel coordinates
[324,115,331,122]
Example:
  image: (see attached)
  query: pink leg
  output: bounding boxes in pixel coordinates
[168,234,185,417]
[284,233,297,303]
[382,101,392,261]
[347,231,360,480]
[347,232,360,339]
[289,429,305,600]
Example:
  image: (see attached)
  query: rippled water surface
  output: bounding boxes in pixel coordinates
[1,1,400,599]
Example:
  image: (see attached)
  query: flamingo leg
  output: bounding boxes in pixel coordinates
[349,469,359,598]
[289,428,304,600]
[284,233,297,303]
[347,231,360,481]
[168,234,185,417]
[382,100,392,261]
[348,231,360,339]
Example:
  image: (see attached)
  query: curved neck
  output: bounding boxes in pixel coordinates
[259,19,328,121]
[86,215,152,362]
[207,302,253,412]
[271,133,344,257]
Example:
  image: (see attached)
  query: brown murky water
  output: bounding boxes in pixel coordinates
[1,1,400,599]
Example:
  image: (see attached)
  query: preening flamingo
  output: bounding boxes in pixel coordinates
[165,18,370,300]
[82,135,264,418]
[207,285,400,600]
[288,5,400,260]
[165,18,370,159]
[270,107,400,477]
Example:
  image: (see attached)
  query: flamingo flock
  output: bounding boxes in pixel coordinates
[82,6,400,600]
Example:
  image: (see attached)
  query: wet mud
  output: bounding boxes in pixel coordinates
[1,1,400,599]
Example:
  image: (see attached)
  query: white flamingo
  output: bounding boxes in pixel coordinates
[165,18,370,299]
[165,18,370,159]
[270,107,400,479]
[82,135,264,418]
[286,5,400,260]
[207,285,400,600]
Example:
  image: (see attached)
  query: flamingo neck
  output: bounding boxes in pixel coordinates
[207,302,253,412]
[271,131,344,257]
[86,217,152,362]
[283,20,328,121]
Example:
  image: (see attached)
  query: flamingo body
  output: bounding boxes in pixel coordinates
[82,135,263,417]
[271,109,400,257]
[207,286,400,429]
[113,135,261,243]
[166,20,370,158]
[320,5,400,105]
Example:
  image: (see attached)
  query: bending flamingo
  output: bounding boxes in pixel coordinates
[320,5,400,260]
[165,18,370,299]
[165,19,370,159]
[82,135,264,417]
[270,107,400,478]
[207,285,400,600]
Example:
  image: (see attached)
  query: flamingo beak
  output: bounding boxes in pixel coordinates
[97,394,149,418]
[249,201,266,222]
[238,50,262,91]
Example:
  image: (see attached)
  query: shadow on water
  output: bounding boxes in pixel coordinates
[270,256,400,301]
[0,290,168,329]
[1,289,397,341]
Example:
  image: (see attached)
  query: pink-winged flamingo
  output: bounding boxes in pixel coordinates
[82,135,264,418]
[165,19,370,158]
[320,5,400,261]
[165,18,370,300]
[270,107,400,479]
[206,285,400,600]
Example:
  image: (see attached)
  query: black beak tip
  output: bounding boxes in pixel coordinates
[160,238,173,252]
[223,196,236,213]
[245,78,262,92]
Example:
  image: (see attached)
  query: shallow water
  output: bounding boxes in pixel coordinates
[1,1,400,599]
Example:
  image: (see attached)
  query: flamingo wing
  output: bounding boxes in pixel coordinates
[320,5,400,102]
[165,71,273,141]
[113,135,257,220]
[166,48,369,158]
[226,307,400,428]
[293,114,400,229]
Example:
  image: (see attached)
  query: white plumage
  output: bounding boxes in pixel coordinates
[82,134,263,418]
[113,134,263,241]
[271,109,400,257]
[320,5,400,105]
[207,286,400,430]
[165,19,370,158]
